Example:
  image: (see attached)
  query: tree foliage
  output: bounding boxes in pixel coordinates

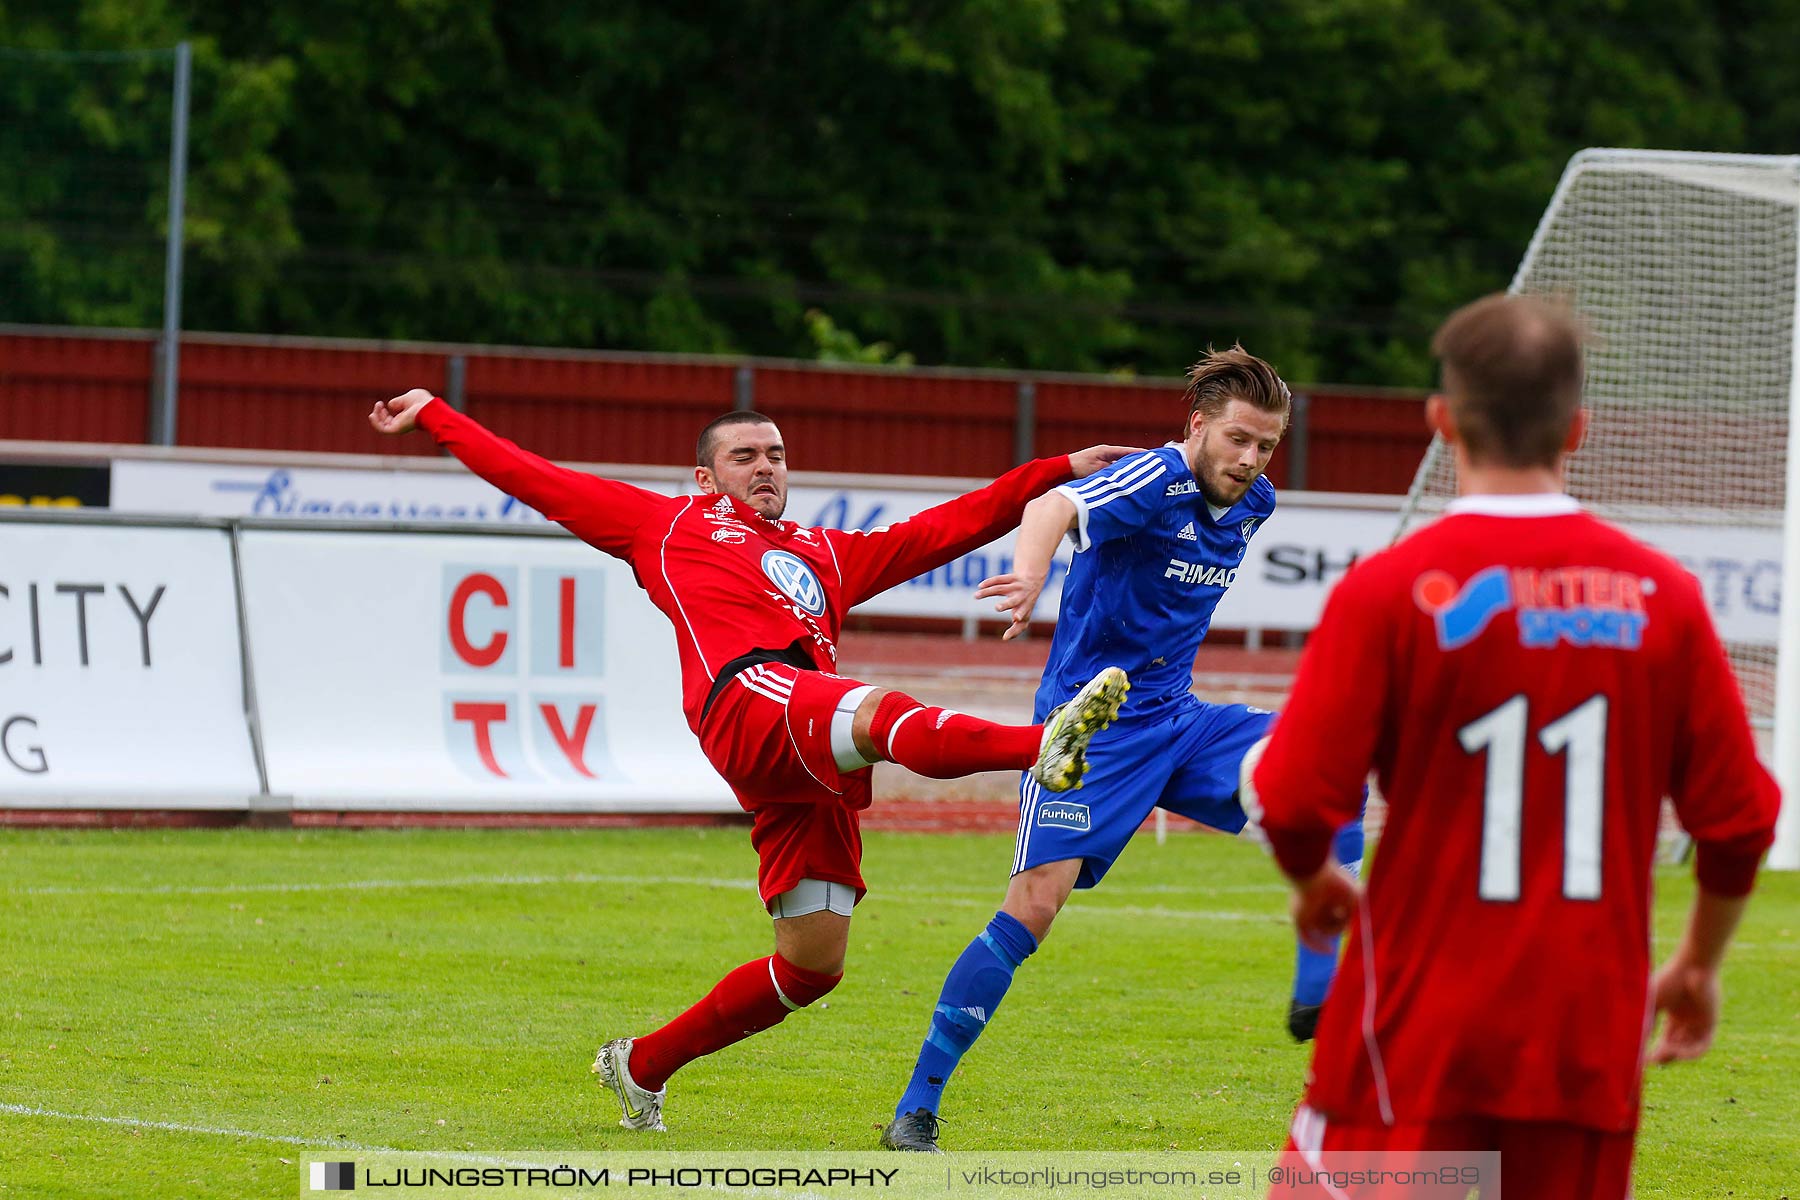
[3,0,1796,384]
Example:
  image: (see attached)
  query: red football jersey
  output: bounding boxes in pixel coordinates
[1252,494,1779,1133]
[419,400,1072,731]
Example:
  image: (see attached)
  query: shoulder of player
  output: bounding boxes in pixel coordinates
[1248,475,1276,513]
[1099,444,1184,480]
[1586,516,1711,611]
[1141,445,1192,494]
[1324,532,1428,606]
[1060,445,1185,504]
[1537,511,1696,589]
[642,492,703,533]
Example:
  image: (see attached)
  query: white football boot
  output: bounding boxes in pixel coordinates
[593,1037,666,1132]
[1029,665,1129,792]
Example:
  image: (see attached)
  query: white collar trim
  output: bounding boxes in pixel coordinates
[1445,493,1581,517]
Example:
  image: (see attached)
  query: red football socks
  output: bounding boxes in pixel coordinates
[627,954,841,1092]
[866,688,1041,778]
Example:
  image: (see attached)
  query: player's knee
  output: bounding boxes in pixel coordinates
[1005,897,1060,941]
[862,688,928,761]
[772,953,842,1009]
[1003,872,1071,940]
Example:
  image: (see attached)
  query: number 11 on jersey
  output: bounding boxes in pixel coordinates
[1458,693,1608,902]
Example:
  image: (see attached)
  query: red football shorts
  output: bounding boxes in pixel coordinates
[1269,1105,1635,1200]
[697,663,874,904]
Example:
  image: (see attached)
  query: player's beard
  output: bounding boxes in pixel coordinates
[1192,428,1258,508]
[1197,462,1253,509]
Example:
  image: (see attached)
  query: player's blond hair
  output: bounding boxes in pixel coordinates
[1181,345,1291,436]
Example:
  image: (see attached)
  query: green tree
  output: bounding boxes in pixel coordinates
[3,0,1793,384]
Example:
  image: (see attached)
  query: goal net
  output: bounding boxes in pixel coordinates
[1394,149,1800,868]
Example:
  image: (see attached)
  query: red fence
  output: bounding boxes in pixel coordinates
[0,326,1432,490]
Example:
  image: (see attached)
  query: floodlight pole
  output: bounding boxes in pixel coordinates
[150,40,191,446]
[1771,162,1800,870]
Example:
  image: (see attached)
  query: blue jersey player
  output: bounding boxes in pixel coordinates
[880,346,1364,1152]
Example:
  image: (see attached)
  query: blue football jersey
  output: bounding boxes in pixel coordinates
[1035,444,1275,720]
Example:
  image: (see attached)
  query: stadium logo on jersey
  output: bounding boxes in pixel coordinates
[1164,558,1238,587]
[1036,801,1091,831]
[761,550,827,617]
[1414,566,1650,651]
[1166,480,1198,496]
[1177,521,1198,542]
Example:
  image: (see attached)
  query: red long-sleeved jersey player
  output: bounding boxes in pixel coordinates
[1247,295,1779,1200]
[369,388,1131,1137]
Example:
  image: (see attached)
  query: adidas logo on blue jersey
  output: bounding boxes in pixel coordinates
[1177,521,1198,541]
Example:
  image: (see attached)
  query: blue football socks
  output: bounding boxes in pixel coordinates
[1292,816,1367,1006]
[894,911,1038,1118]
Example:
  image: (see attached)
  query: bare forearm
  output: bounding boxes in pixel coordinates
[1672,889,1750,970]
[1013,492,1077,583]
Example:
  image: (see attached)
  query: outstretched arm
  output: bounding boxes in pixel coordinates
[830,445,1140,606]
[370,388,663,557]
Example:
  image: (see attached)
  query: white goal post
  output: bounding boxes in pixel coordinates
[1394,148,1800,870]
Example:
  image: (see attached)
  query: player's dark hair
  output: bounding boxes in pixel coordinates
[1432,293,1584,468]
[696,410,779,468]
[1182,345,1291,436]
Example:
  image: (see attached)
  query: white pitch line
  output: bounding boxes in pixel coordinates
[8,873,1287,926]
[0,1105,625,1179]
[12,872,760,898]
[9,871,1282,910]
[0,1102,401,1152]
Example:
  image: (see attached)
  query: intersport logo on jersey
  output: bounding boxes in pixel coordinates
[1413,565,1651,651]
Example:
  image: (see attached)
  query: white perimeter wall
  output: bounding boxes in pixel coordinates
[0,441,1779,811]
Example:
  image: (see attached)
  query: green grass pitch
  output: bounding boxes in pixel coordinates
[0,826,1794,1198]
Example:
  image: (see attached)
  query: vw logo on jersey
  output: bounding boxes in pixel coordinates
[762,549,827,617]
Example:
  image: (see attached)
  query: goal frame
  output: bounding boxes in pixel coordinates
[1395,148,1800,870]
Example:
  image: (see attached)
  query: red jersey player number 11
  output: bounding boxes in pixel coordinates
[1246,294,1779,1200]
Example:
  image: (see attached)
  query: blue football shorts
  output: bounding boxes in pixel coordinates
[1012,694,1273,889]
